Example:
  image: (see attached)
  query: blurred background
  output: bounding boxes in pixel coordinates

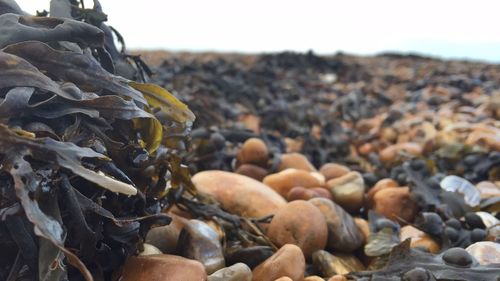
[17,0,500,62]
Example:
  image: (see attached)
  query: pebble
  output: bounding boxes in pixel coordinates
[286,186,332,201]
[353,217,370,244]
[263,168,324,197]
[309,198,364,252]
[235,164,268,181]
[326,171,365,213]
[379,142,423,164]
[193,171,286,218]
[372,186,417,223]
[145,222,182,254]
[366,178,399,207]
[225,246,274,269]
[267,200,328,258]
[319,163,350,181]
[208,263,252,281]
[252,244,305,281]
[237,137,269,167]
[303,276,325,281]
[120,254,207,281]
[312,250,364,276]
[327,276,347,281]
[139,243,162,255]
[400,225,440,253]
[476,181,500,199]
[176,219,225,274]
[465,241,500,265]
[274,277,293,281]
[278,153,317,172]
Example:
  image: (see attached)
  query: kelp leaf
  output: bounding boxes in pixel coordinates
[0,124,137,195]
[3,41,147,104]
[129,81,196,124]
[0,13,103,48]
[133,117,163,154]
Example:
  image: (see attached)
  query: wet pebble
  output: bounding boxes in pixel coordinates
[309,198,364,252]
[252,244,305,281]
[441,247,477,267]
[267,200,328,258]
[177,219,225,274]
[193,171,286,218]
[120,254,207,281]
[208,262,252,281]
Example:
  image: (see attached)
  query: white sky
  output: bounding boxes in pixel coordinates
[16,0,500,62]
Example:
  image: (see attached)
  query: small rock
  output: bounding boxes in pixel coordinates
[139,243,162,256]
[145,219,183,254]
[312,250,364,276]
[225,246,274,269]
[267,200,328,258]
[237,138,269,167]
[372,187,417,223]
[278,153,317,172]
[287,186,332,201]
[465,241,500,265]
[327,276,347,281]
[400,225,440,253]
[366,178,399,207]
[274,277,293,281]
[319,163,350,181]
[120,254,207,281]
[476,181,500,199]
[252,244,305,281]
[309,198,364,252]
[379,142,422,164]
[235,164,268,181]
[193,171,286,218]
[263,168,324,197]
[177,219,225,274]
[326,171,365,213]
[303,276,325,281]
[208,263,252,281]
[353,217,370,244]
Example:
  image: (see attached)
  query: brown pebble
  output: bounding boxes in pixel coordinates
[274,277,293,281]
[373,187,417,223]
[327,275,347,281]
[120,254,207,281]
[303,276,325,281]
[278,153,317,172]
[400,225,440,253]
[379,142,422,164]
[264,169,324,197]
[366,178,399,207]
[326,171,365,213]
[237,138,269,167]
[267,200,328,258]
[235,164,268,181]
[287,186,332,201]
[319,163,350,181]
[354,217,370,244]
[252,244,305,281]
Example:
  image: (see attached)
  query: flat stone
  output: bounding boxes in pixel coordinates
[193,171,286,218]
[208,263,252,281]
[120,254,207,281]
[309,198,364,252]
[267,200,328,258]
[252,244,305,281]
[177,219,225,274]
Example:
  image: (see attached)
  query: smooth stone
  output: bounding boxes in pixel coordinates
[145,222,182,254]
[319,163,350,181]
[193,171,286,218]
[326,171,365,213]
[379,142,422,164]
[327,276,347,281]
[476,181,500,199]
[225,246,274,269]
[278,153,317,172]
[235,164,268,181]
[441,248,476,267]
[465,241,500,265]
[267,200,328,258]
[287,186,332,201]
[372,187,417,223]
[120,254,207,281]
[139,243,163,255]
[353,217,370,244]
[237,138,269,167]
[252,244,305,281]
[366,178,399,207]
[208,263,252,281]
[312,250,364,277]
[263,168,324,198]
[400,225,440,253]
[274,277,293,281]
[309,198,364,252]
[177,219,225,274]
